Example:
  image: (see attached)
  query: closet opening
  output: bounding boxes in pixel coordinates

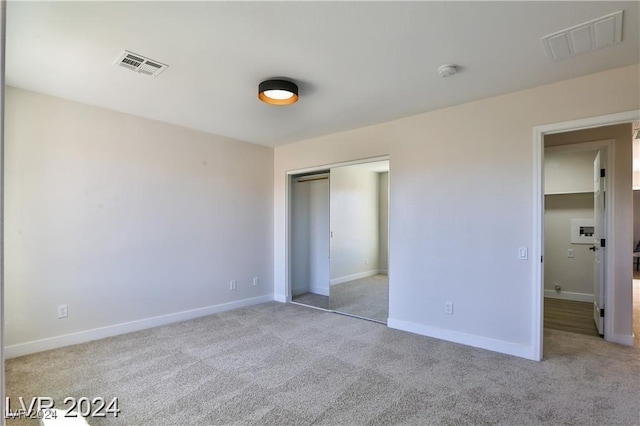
[288,158,390,324]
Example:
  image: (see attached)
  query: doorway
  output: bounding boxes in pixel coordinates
[534,113,639,360]
[290,171,331,309]
[542,144,607,338]
[288,158,390,324]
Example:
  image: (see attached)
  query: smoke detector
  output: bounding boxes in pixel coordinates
[438,64,457,78]
[114,50,169,77]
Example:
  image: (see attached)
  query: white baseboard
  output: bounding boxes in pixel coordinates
[5,295,274,359]
[309,285,329,296]
[544,290,594,303]
[274,293,289,303]
[387,318,537,361]
[331,270,381,286]
[607,333,635,346]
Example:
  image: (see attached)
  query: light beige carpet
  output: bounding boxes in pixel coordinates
[5,302,640,425]
[331,274,388,322]
[292,274,388,323]
[291,292,329,310]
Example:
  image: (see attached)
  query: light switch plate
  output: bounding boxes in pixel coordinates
[518,247,528,260]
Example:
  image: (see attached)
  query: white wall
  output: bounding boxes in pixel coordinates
[274,64,640,359]
[544,193,594,300]
[4,86,274,357]
[330,166,379,284]
[378,172,389,273]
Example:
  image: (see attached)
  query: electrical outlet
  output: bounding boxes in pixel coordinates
[230,280,237,290]
[58,305,68,319]
[253,277,259,287]
[567,249,574,258]
[445,302,453,315]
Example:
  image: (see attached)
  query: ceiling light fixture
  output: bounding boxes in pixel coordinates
[258,79,298,105]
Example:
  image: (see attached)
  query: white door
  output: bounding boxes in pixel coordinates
[592,151,605,336]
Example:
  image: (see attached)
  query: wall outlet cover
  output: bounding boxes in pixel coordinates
[57,305,68,319]
[445,302,453,315]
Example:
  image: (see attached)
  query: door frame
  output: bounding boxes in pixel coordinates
[533,110,640,361]
[285,155,390,303]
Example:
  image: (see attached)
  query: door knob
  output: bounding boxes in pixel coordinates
[589,246,597,251]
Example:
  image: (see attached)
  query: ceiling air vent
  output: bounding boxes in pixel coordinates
[114,50,168,77]
[541,10,623,62]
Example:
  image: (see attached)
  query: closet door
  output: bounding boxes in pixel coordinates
[329,161,389,322]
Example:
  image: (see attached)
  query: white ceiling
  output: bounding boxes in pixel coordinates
[6,1,640,147]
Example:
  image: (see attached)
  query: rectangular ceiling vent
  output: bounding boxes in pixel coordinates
[541,10,623,62]
[114,50,168,77]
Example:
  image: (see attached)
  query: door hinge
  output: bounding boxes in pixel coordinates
[600,308,605,318]
[541,255,543,263]
[600,168,605,178]
[601,238,606,248]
